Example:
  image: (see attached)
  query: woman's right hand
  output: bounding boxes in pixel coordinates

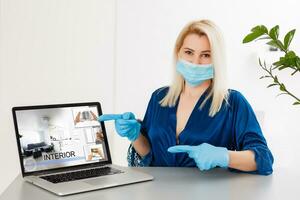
[98,112,141,142]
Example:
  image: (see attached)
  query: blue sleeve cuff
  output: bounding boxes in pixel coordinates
[228,146,274,175]
[245,146,274,175]
[127,144,152,167]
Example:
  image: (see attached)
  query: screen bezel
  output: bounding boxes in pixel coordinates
[12,102,112,177]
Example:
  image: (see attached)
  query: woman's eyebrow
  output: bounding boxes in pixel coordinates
[183,47,195,52]
[183,48,211,53]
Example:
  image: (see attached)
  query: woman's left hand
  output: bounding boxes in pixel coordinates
[168,143,229,171]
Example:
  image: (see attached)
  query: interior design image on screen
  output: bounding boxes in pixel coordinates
[15,106,108,172]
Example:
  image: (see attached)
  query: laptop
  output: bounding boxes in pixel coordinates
[12,102,153,196]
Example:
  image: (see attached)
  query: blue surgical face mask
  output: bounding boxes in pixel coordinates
[176,59,214,87]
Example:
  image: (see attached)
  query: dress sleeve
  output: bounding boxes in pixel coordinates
[127,144,152,167]
[127,90,158,167]
[230,91,274,175]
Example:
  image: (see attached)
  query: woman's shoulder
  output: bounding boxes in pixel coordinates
[151,86,169,100]
[228,89,243,98]
[227,89,251,108]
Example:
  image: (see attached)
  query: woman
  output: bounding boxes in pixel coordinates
[99,19,274,175]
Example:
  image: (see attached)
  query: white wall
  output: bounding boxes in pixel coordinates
[1,0,300,195]
[0,0,116,194]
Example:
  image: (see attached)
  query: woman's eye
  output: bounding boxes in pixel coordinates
[184,51,193,55]
[201,54,211,58]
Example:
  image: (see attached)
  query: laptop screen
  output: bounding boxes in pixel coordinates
[13,103,110,173]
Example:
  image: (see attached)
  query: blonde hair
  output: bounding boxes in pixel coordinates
[160,19,229,117]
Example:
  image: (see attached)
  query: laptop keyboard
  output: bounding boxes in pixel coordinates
[40,167,123,184]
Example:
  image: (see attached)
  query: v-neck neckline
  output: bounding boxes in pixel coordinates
[173,87,210,144]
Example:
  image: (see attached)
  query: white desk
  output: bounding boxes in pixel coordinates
[0,167,298,200]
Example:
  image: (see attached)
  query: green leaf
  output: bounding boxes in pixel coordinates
[276,93,289,97]
[279,84,286,91]
[251,25,268,34]
[278,65,291,70]
[267,40,285,51]
[258,58,262,66]
[243,25,268,43]
[267,83,277,88]
[277,51,298,70]
[271,51,299,71]
[273,61,283,67]
[260,75,271,79]
[267,40,279,48]
[286,51,296,57]
[284,29,296,50]
[296,57,300,67]
[293,101,300,105]
[269,25,279,40]
[291,69,298,75]
[243,32,265,43]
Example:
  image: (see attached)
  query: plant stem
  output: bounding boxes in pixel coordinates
[261,63,300,103]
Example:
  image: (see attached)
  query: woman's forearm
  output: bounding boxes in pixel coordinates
[133,137,257,171]
[228,150,257,171]
[132,134,151,157]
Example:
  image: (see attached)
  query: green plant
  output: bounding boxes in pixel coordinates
[243,25,300,105]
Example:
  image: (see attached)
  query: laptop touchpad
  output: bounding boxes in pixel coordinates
[84,176,119,186]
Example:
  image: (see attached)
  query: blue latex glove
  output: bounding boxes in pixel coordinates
[98,112,141,142]
[168,143,229,171]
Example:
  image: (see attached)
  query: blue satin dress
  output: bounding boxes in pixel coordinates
[127,87,274,175]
